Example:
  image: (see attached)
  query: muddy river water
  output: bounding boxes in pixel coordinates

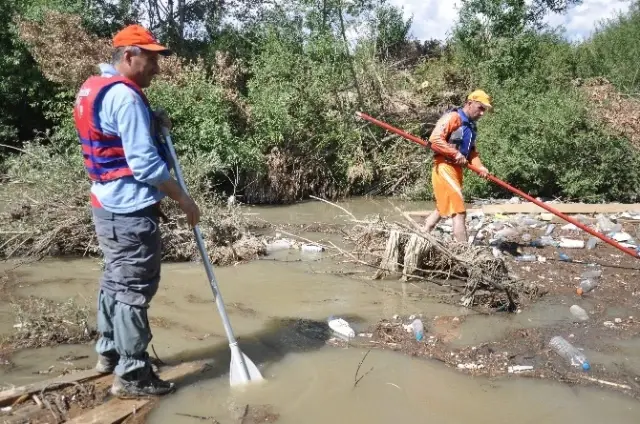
[1,198,639,423]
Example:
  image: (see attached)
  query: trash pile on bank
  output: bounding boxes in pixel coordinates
[455,206,640,263]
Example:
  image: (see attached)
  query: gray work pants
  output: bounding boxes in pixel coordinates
[92,204,162,377]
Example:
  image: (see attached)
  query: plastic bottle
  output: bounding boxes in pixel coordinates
[544,224,556,236]
[537,236,557,247]
[301,244,324,253]
[570,305,589,322]
[586,237,598,250]
[577,279,599,296]
[559,238,585,249]
[410,318,424,341]
[549,336,590,370]
[597,215,615,232]
[558,252,572,262]
[581,269,602,280]
[515,254,537,262]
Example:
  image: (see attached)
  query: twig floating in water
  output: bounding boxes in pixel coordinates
[309,195,358,221]
[176,412,220,423]
[353,349,374,388]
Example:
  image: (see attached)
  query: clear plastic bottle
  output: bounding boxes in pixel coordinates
[586,237,598,250]
[577,279,599,295]
[570,305,589,322]
[515,254,537,262]
[410,318,424,341]
[581,269,602,280]
[549,336,590,370]
[544,224,556,236]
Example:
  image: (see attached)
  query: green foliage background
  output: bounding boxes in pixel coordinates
[2,0,640,203]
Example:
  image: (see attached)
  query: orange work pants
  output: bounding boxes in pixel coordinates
[432,161,465,217]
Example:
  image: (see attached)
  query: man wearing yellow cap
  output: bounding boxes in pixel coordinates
[422,90,491,242]
[73,24,200,397]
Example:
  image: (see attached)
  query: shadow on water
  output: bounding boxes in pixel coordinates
[158,314,368,388]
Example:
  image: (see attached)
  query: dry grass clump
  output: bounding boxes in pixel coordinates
[0,296,97,350]
[15,10,184,89]
[578,77,640,148]
[0,144,266,265]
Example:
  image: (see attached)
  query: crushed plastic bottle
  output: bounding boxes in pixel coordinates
[520,217,541,227]
[611,232,632,242]
[577,278,599,296]
[410,318,424,341]
[549,336,590,371]
[515,254,537,262]
[495,227,518,240]
[558,252,572,262]
[581,269,602,280]
[570,305,589,322]
[586,237,598,250]
[544,224,556,236]
[597,215,616,232]
[531,236,557,248]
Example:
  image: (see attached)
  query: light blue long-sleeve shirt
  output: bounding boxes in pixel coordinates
[90,64,171,213]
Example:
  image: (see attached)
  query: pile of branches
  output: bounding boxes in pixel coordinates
[0,194,266,266]
[344,215,538,311]
[0,150,265,266]
[0,296,97,350]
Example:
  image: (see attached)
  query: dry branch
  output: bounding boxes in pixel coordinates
[308,196,540,311]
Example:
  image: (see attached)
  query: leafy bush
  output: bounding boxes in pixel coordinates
[574,1,640,94]
[462,86,640,202]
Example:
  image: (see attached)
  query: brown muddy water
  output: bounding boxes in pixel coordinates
[1,198,639,423]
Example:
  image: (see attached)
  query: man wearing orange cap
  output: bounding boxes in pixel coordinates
[73,24,200,397]
[422,90,491,242]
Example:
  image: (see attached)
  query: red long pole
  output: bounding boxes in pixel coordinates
[355,111,640,260]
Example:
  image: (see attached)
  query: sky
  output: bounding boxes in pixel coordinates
[388,0,634,42]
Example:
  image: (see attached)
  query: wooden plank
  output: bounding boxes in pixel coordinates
[0,368,102,407]
[67,360,212,424]
[406,202,640,219]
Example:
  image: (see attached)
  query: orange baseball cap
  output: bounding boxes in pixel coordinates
[467,89,492,108]
[112,24,171,55]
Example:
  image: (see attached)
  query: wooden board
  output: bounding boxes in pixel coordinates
[0,368,102,407]
[66,360,212,424]
[406,202,640,219]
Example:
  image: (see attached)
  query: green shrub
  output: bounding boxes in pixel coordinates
[461,86,640,202]
[575,2,640,94]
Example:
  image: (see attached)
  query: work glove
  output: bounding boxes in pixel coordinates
[477,166,489,178]
[454,152,467,166]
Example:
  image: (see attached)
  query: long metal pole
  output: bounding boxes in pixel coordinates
[161,128,252,383]
[355,111,640,260]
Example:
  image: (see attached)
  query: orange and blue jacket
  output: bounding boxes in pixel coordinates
[428,108,484,168]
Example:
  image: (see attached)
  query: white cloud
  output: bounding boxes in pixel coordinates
[388,0,634,41]
[544,0,632,41]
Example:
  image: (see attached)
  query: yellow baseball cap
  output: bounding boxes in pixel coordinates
[467,89,492,108]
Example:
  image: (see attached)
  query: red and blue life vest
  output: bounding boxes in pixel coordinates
[444,107,477,154]
[73,75,169,183]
